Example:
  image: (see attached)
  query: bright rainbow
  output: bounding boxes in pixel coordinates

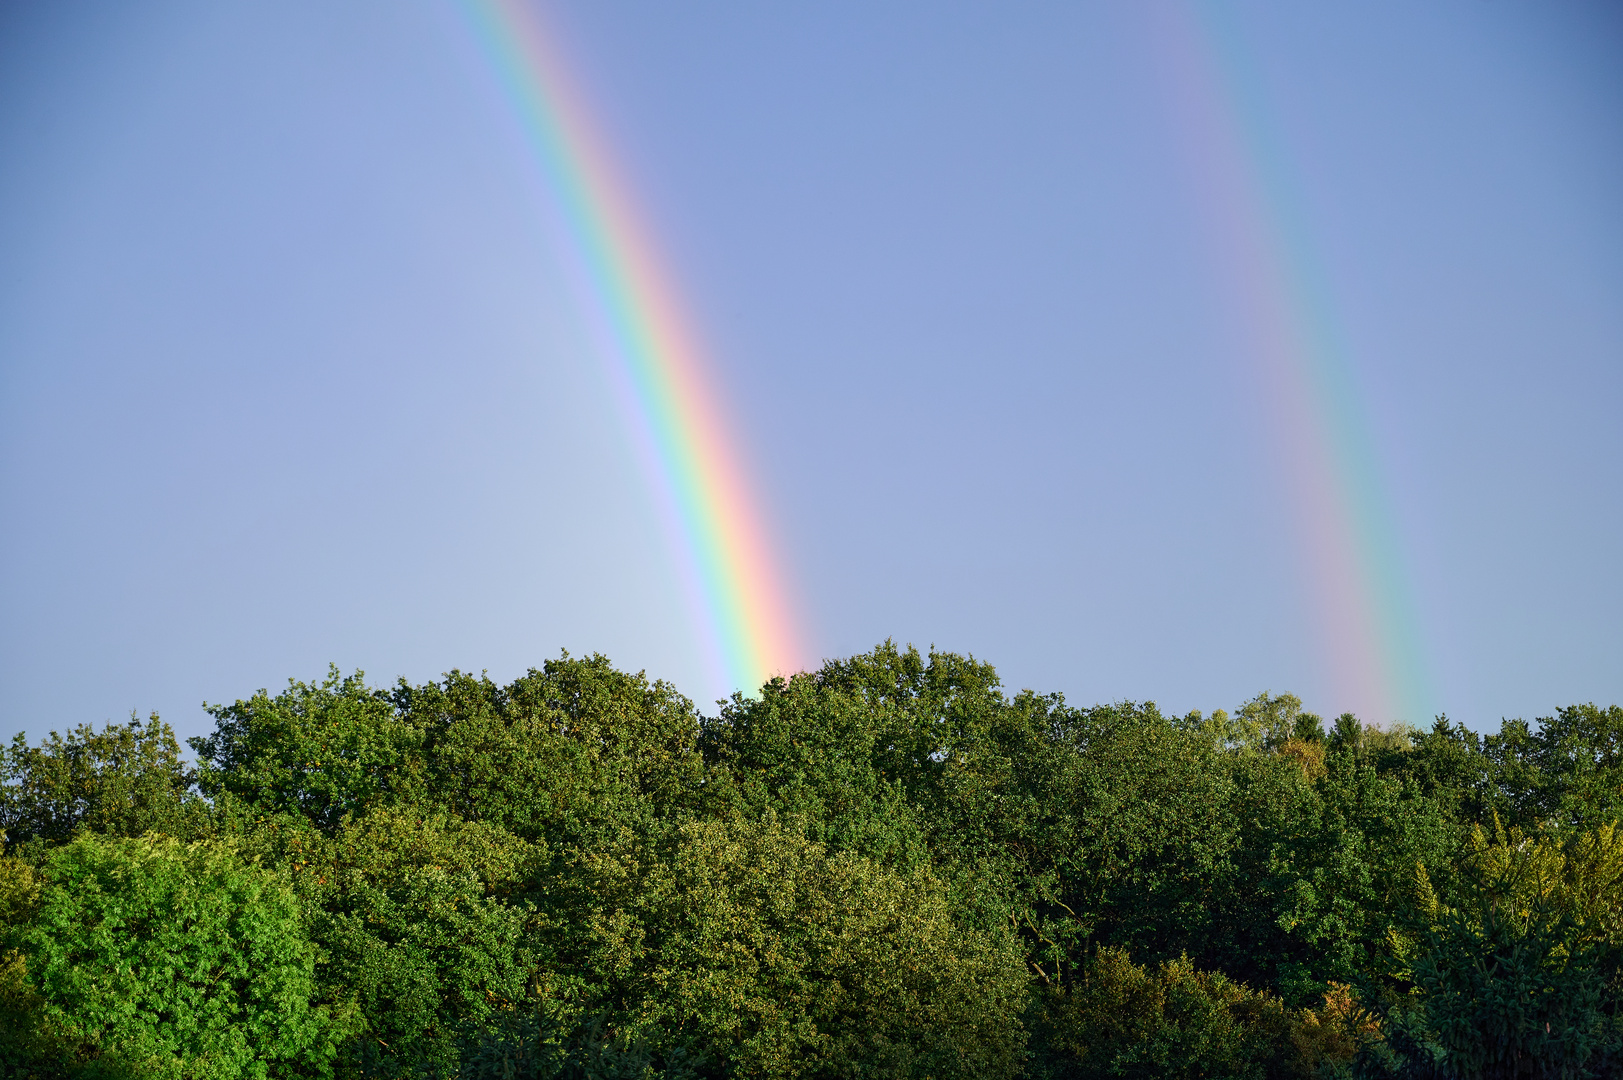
[460,0,802,695]
[1152,4,1433,725]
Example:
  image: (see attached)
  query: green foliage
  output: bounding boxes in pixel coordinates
[399,659,706,845]
[277,811,542,1076]
[191,668,422,833]
[1029,945,1361,1080]
[1,833,344,1079]
[1236,691,1325,751]
[1207,745,1456,998]
[1025,701,1243,974]
[1364,819,1623,1078]
[449,1011,701,1080]
[2,715,203,850]
[1,853,73,1079]
[594,812,1028,1079]
[1522,704,1623,830]
[2,646,1617,1079]
[697,654,935,870]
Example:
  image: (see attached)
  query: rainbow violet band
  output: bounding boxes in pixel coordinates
[461,0,802,695]
[1154,3,1431,726]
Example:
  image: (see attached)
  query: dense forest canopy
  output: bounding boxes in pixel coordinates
[2,644,1621,1078]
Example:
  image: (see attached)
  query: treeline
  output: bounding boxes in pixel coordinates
[2,644,1621,1079]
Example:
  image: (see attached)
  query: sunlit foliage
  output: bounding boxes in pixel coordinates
[2,646,1619,1077]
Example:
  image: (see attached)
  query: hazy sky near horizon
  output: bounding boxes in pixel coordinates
[2,0,1619,743]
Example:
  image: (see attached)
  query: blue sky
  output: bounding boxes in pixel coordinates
[2,0,1619,741]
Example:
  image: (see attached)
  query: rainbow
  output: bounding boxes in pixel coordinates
[459,0,802,695]
[1150,4,1432,725]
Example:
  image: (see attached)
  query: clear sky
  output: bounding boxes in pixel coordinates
[2,0,1619,743]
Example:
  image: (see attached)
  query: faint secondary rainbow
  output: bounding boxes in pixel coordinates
[460,0,802,695]
[1152,4,1432,725]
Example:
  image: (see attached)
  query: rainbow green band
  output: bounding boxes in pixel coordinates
[1160,4,1433,724]
[462,0,801,695]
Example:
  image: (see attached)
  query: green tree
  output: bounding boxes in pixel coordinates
[696,647,939,870]
[271,810,542,1077]
[1526,704,1623,830]
[1029,945,1361,1080]
[399,656,707,849]
[2,833,344,1079]
[572,812,1029,1079]
[1,853,72,1079]
[191,667,425,834]
[1366,819,1623,1078]
[2,716,203,850]
[1205,744,1456,1000]
[1235,692,1325,751]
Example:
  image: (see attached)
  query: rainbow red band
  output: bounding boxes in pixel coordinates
[1154,2,1431,725]
[463,0,802,694]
